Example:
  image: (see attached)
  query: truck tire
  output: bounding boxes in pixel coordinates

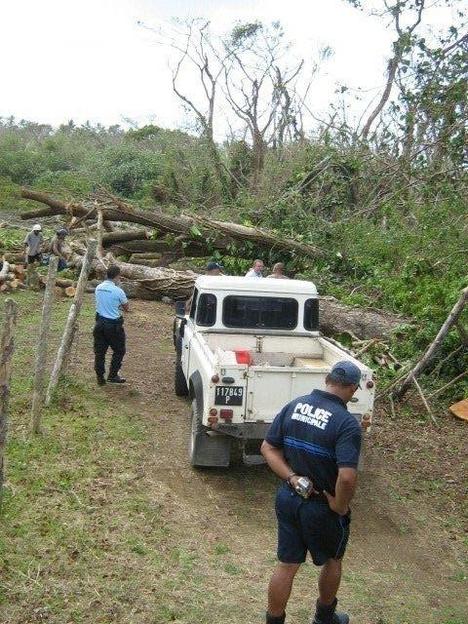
[189,399,231,468]
[175,356,188,396]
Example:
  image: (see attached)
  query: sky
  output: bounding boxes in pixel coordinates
[0,0,456,136]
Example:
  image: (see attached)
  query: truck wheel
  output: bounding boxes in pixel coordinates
[189,399,231,468]
[174,356,188,396]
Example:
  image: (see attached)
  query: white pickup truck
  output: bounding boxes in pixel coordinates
[173,276,375,468]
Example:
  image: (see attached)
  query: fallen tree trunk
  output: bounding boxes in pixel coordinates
[87,265,410,335]
[20,189,328,260]
[191,213,325,261]
[106,238,208,258]
[90,258,198,300]
[393,286,468,400]
[319,296,410,340]
[20,188,194,233]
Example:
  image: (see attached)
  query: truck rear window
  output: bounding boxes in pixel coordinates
[223,296,298,330]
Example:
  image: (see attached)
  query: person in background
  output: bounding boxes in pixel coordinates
[267,262,288,279]
[245,259,264,278]
[24,224,44,265]
[206,261,223,276]
[185,261,224,313]
[50,228,69,271]
[261,361,363,624]
[94,265,129,385]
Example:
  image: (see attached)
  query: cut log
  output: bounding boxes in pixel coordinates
[0,261,10,282]
[449,399,468,422]
[39,276,76,290]
[102,229,150,247]
[64,286,76,298]
[319,296,410,340]
[129,252,162,261]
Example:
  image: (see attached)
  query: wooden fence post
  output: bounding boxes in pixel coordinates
[31,256,58,434]
[45,240,97,406]
[97,206,104,259]
[0,299,18,506]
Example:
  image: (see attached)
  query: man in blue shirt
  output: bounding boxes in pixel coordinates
[94,265,129,385]
[261,361,363,624]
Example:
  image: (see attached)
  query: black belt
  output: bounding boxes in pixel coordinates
[96,313,123,325]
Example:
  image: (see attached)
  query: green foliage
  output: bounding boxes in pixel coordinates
[0,227,24,250]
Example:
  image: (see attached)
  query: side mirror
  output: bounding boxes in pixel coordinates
[175,300,186,319]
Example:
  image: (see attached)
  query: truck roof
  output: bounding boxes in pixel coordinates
[195,275,318,296]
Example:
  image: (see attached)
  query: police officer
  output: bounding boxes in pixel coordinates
[261,361,363,624]
[94,265,129,385]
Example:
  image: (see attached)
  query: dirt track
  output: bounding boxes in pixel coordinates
[74,298,467,624]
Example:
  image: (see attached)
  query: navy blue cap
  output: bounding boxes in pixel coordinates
[206,261,223,271]
[329,360,362,387]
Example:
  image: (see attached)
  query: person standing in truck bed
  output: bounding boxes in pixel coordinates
[261,361,363,624]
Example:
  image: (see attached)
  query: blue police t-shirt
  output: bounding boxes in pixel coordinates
[95,280,128,320]
[265,389,362,495]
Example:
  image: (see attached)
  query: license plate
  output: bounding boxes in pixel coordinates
[215,386,244,406]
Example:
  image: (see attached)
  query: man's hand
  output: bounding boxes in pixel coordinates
[323,490,349,516]
[290,475,319,497]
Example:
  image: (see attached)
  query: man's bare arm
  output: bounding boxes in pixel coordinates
[260,440,303,489]
[324,467,357,515]
[121,302,129,313]
[260,441,294,480]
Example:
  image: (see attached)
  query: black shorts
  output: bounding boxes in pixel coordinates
[275,484,351,566]
[27,254,42,264]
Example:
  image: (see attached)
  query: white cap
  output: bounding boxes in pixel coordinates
[33,224,42,231]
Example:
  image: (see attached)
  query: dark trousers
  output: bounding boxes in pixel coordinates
[93,316,126,379]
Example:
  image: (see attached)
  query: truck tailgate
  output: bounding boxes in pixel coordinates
[245,367,329,422]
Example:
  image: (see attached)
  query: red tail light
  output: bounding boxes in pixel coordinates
[235,350,252,365]
[219,409,233,421]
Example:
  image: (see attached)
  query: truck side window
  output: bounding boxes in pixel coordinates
[304,298,319,331]
[196,293,217,327]
[189,288,198,319]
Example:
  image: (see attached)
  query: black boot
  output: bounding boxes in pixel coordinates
[96,376,106,386]
[107,374,126,384]
[311,598,349,624]
[266,613,286,624]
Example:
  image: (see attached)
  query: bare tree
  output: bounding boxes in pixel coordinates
[352,0,427,140]
[153,19,232,195]
[223,22,306,185]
